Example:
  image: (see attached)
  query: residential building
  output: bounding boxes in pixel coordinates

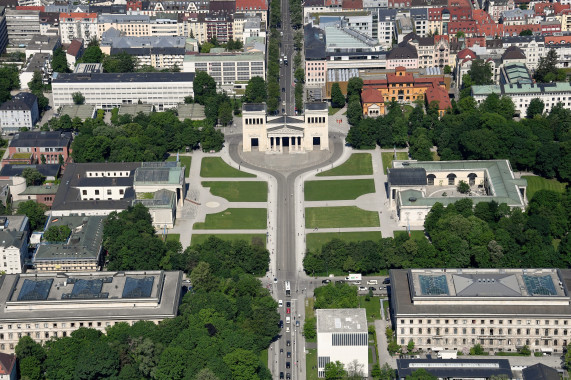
[52,72,195,110]
[34,215,105,272]
[390,268,571,355]
[241,103,329,153]
[235,0,268,24]
[5,131,72,165]
[58,12,97,44]
[387,159,527,227]
[404,33,450,68]
[0,270,182,353]
[18,184,59,207]
[487,0,515,21]
[0,164,60,181]
[502,35,545,70]
[377,9,397,50]
[316,309,368,378]
[0,7,9,54]
[178,12,234,44]
[0,216,29,274]
[0,93,39,134]
[65,39,84,69]
[397,359,513,379]
[500,8,535,25]
[19,52,52,90]
[472,82,571,116]
[39,11,60,36]
[25,34,61,57]
[5,8,40,47]
[386,42,418,69]
[0,352,15,380]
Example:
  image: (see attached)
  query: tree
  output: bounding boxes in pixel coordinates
[72,91,85,105]
[43,225,72,242]
[347,97,362,126]
[526,98,544,118]
[324,361,346,380]
[74,341,120,380]
[294,31,303,50]
[331,83,345,109]
[81,44,104,63]
[15,335,46,362]
[346,77,364,99]
[20,356,43,380]
[443,65,452,74]
[376,363,396,380]
[469,343,485,355]
[244,76,267,103]
[33,90,49,112]
[303,317,316,339]
[21,168,45,186]
[223,349,261,380]
[467,59,493,85]
[455,31,465,39]
[406,369,437,380]
[193,71,217,105]
[534,49,566,83]
[52,47,70,73]
[217,101,233,126]
[190,261,218,292]
[519,345,531,356]
[17,200,48,230]
[200,125,224,151]
[28,71,44,92]
[457,180,470,194]
[103,52,137,73]
[519,29,533,36]
[407,339,415,352]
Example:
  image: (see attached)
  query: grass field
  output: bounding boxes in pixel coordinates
[259,349,268,369]
[382,152,408,174]
[166,155,191,177]
[306,231,383,252]
[200,157,256,178]
[304,179,375,201]
[191,233,266,246]
[305,206,380,228]
[193,208,267,229]
[394,230,425,241]
[317,153,373,176]
[328,106,341,115]
[163,233,180,243]
[202,181,267,202]
[306,349,318,380]
[359,296,382,322]
[522,175,566,200]
[382,300,389,315]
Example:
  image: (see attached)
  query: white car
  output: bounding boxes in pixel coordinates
[352,281,361,285]
[279,300,283,307]
[286,327,290,333]
[358,286,368,292]
[367,280,378,285]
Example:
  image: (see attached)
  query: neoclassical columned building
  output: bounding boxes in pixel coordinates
[241,103,329,153]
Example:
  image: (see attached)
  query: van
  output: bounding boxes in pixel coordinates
[286,317,291,324]
[367,280,378,285]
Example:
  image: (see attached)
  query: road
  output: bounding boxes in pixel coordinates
[280,0,295,116]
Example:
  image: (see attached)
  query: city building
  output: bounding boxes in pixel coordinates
[18,184,59,207]
[386,42,419,69]
[34,215,105,272]
[397,359,513,379]
[0,164,60,181]
[316,308,368,378]
[5,131,72,165]
[0,215,30,274]
[65,39,84,69]
[0,93,39,134]
[52,72,195,110]
[24,34,61,58]
[39,11,60,36]
[387,159,527,227]
[390,268,571,355]
[241,103,329,153]
[59,12,97,44]
[0,7,8,54]
[5,9,40,47]
[522,363,560,380]
[0,353,15,380]
[377,9,397,50]
[0,270,182,352]
[403,33,450,68]
[19,52,52,91]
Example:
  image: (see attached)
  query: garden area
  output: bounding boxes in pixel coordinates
[305,206,380,229]
[306,231,382,252]
[191,233,266,246]
[522,175,566,200]
[193,208,267,229]
[200,157,256,178]
[304,179,375,201]
[393,230,426,241]
[202,181,268,202]
[317,153,373,176]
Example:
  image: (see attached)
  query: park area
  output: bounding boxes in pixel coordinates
[305,206,380,229]
[193,208,267,230]
[166,155,191,177]
[202,181,268,202]
[304,179,375,201]
[200,157,256,178]
[394,230,425,241]
[306,231,383,252]
[522,175,566,200]
[381,152,408,174]
[317,153,373,176]
[191,233,266,246]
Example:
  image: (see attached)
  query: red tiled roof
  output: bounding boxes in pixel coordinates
[60,12,97,19]
[387,72,415,83]
[448,20,477,33]
[448,7,472,20]
[503,23,540,35]
[16,5,44,10]
[476,22,504,36]
[434,35,449,43]
[425,85,451,110]
[0,353,15,376]
[545,35,571,45]
[472,9,493,24]
[236,0,268,11]
[342,0,363,9]
[465,37,485,47]
[67,39,83,57]
[361,87,384,103]
[457,48,477,60]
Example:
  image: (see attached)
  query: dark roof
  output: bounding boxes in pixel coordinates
[110,47,184,56]
[522,364,560,380]
[39,11,59,23]
[0,353,15,376]
[0,0,18,8]
[305,102,328,111]
[0,164,60,178]
[304,24,326,60]
[411,0,447,6]
[9,131,71,148]
[387,43,418,60]
[0,93,38,112]
[88,4,126,13]
[502,45,526,60]
[397,359,513,378]
[388,167,427,186]
[403,32,434,46]
[66,39,83,57]
[53,72,195,84]
[51,163,141,212]
[304,0,324,5]
[208,0,235,13]
[242,103,266,112]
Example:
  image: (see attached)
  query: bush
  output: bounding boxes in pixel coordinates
[43,225,72,243]
[534,351,543,357]
[469,344,484,355]
[457,180,470,194]
[520,345,531,356]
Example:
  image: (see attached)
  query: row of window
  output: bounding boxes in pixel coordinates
[400,318,569,326]
[401,326,571,336]
[401,337,566,349]
[82,189,125,196]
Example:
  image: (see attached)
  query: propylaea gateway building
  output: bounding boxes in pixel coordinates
[390,268,571,355]
[241,103,329,153]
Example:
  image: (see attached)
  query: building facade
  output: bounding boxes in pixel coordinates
[0,93,39,134]
[5,9,40,47]
[59,12,98,44]
[6,131,72,165]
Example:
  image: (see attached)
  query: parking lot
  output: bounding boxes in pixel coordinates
[318,275,390,296]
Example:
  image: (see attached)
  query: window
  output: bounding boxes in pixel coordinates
[95,190,100,195]
[107,190,112,195]
[82,190,87,195]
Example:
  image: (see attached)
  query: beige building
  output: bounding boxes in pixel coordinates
[59,12,98,44]
[242,103,329,153]
[0,270,182,352]
[391,268,571,355]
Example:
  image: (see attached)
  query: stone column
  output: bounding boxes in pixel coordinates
[270,137,273,151]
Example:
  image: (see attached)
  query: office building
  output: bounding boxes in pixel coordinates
[397,359,513,379]
[0,7,9,54]
[5,9,40,47]
[24,34,61,57]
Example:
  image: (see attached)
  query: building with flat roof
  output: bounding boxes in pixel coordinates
[390,268,571,355]
[52,72,194,110]
[117,104,154,116]
[18,184,58,207]
[176,103,205,121]
[387,159,527,227]
[0,270,182,352]
[34,215,105,272]
[58,104,97,120]
[24,34,60,57]
[0,93,39,133]
[19,52,52,91]
[0,7,8,55]
[316,308,368,378]
[5,9,40,47]
[5,131,72,165]
[0,164,60,181]
[397,358,513,379]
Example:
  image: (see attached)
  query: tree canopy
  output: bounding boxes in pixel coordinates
[21,168,45,186]
[17,201,48,231]
[244,76,267,104]
[534,49,566,83]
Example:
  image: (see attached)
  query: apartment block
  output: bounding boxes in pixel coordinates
[59,12,97,44]
[5,9,40,47]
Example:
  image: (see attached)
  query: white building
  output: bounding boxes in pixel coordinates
[59,12,98,44]
[0,216,29,274]
[25,35,61,59]
[0,93,40,134]
[52,72,194,110]
[316,308,368,378]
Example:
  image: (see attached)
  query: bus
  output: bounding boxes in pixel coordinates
[285,281,291,296]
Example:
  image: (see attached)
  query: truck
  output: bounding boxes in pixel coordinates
[345,273,362,281]
[437,350,458,359]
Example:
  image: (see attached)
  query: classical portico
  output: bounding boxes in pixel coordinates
[242,102,329,153]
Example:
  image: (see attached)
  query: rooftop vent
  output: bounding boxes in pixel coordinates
[408,197,417,202]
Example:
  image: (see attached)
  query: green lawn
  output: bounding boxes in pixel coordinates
[163,233,180,243]
[306,349,318,380]
[304,179,375,201]
[259,349,268,369]
[328,106,342,115]
[394,230,425,241]
[305,297,315,319]
[200,157,256,178]
[193,208,267,229]
[305,207,380,228]
[359,296,382,322]
[381,152,408,174]
[191,233,266,246]
[306,231,383,252]
[202,181,267,202]
[166,155,191,177]
[317,153,373,176]
[522,175,566,201]
[382,300,389,315]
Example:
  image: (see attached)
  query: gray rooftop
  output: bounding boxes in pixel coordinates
[9,131,71,148]
[0,93,37,112]
[184,52,265,63]
[243,103,266,112]
[397,359,513,379]
[305,102,328,111]
[133,189,176,209]
[23,53,51,73]
[133,162,184,185]
[20,184,59,195]
[177,103,205,120]
[0,230,27,249]
[59,104,97,120]
[118,104,154,116]
[53,72,195,84]
[26,34,60,52]
[317,308,367,333]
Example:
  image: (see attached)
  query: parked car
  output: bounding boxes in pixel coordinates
[286,327,290,333]
[358,286,367,291]
[286,362,291,369]
[367,280,378,285]
[353,281,362,285]
[279,300,283,307]
[383,278,390,284]
[286,308,291,314]
[287,352,291,358]
[280,372,284,379]
[296,320,300,327]
[322,279,331,284]
[279,320,283,328]
[287,340,291,346]
[286,301,291,308]
[286,373,291,379]
[369,287,376,291]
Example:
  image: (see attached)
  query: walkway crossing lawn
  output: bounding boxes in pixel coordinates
[202,181,268,202]
[305,206,380,228]
[200,157,256,178]
[193,208,267,229]
[166,155,191,177]
[191,233,266,246]
[306,231,383,252]
[381,152,408,174]
[317,153,373,176]
[522,176,566,200]
[304,179,375,201]
[394,230,425,241]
